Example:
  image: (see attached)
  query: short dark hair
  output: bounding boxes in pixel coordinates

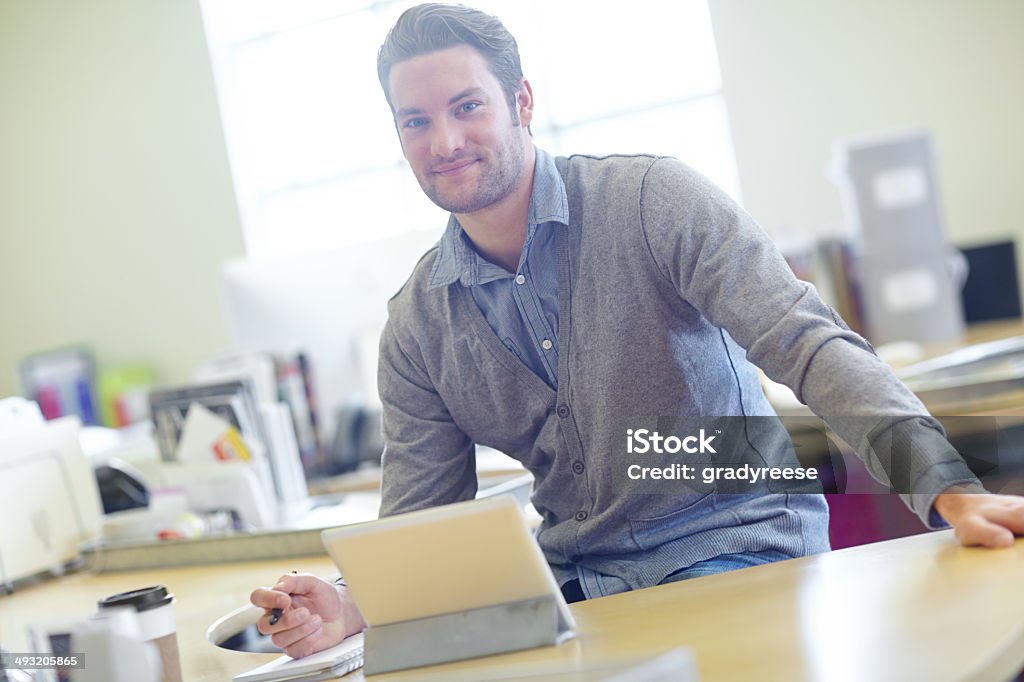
[377,3,524,114]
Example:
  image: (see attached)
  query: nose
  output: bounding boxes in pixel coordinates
[430,118,464,159]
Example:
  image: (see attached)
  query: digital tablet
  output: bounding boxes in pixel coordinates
[320,494,575,637]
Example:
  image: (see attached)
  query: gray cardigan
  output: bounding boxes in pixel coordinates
[377,153,980,589]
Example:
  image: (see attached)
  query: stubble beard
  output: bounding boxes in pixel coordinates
[419,132,526,215]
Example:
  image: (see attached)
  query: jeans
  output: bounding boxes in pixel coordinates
[560,549,792,603]
[658,549,793,584]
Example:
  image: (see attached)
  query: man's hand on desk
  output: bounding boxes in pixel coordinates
[251,573,367,659]
[935,485,1024,548]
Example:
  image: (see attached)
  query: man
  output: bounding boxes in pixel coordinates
[252,3,1024,658]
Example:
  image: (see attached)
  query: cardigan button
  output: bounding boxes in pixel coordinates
[572,461,585,475]
[575,511,588,522]
[557,404,571,418]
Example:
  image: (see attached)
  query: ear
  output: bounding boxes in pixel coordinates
[515,78,535,128]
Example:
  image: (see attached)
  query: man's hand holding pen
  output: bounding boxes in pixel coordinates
[251,572,367,659]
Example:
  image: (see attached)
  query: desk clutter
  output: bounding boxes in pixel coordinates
[9,343,388,529]
[1,344,379,587]
[17,350,327,508]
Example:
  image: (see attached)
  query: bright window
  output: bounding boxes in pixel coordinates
[201,0,740,262]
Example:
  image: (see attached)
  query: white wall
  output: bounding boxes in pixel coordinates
[0,0,245,398]
[708,0,1024,254]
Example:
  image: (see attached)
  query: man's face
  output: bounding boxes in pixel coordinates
[388,44,534,215]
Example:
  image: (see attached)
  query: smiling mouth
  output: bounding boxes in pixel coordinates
[431,159,477,176]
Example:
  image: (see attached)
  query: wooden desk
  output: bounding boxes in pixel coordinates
[879,319,1024,417]
[920,319,1024,361]
[2,531,1022,681]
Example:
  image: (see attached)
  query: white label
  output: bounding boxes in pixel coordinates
[872,166,928,210]
[882,268,939,313]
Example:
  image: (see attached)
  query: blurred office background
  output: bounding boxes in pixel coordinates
[1,1,1022,466]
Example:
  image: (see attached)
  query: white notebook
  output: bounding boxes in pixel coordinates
[232,633,363,682]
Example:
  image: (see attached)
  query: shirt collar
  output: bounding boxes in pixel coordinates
[428,147,569,289]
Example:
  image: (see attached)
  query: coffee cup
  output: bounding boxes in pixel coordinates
[98,585,181,682]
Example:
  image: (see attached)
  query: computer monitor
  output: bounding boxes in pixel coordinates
[217,230,439,476]
[960,240,1021,323]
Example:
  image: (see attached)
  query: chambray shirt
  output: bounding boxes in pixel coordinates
[427,147,567,390]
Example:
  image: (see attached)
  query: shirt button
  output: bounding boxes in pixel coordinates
[541,339,553,351]
[557,404,570,418]
[572,461,585,474]
[575,511,588,522]
[515,274,526,285]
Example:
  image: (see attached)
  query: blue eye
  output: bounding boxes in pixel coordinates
[459,102,479,113]
[403,117,427,129]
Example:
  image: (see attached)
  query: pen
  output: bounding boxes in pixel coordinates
[269,570,298,626]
